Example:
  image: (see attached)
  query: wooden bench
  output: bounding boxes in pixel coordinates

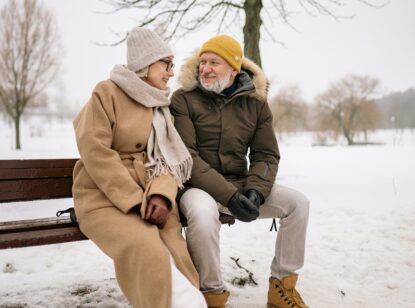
[0,159,235,249]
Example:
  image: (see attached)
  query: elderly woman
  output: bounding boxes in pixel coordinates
[72,27,206,308]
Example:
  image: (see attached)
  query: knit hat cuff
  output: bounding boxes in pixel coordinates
[127,50,173,72]
[200,43,242,72]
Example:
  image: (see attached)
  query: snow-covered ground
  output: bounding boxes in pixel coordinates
[1,120,414,308]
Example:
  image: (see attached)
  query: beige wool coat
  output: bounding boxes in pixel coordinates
[72,80,199,308]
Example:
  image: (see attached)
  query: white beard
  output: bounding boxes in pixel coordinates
[200,69,233,93]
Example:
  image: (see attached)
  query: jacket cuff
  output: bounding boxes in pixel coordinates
[117,189,144,213]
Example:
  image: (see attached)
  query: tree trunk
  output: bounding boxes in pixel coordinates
[243,0,262,67]
[343,125,353,145]
[340,117,353,145]
[15,114,21,150]
[346,135,353,145]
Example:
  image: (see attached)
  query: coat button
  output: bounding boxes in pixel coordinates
[136,143,141,149]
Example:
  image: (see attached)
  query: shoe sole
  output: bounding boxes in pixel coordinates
[268,304,306,308]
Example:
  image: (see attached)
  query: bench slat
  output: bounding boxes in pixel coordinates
[0,167,74,180]
[0,217,74,232]
[0,159,78,169]
[0,216,88,248]
[0,178,73,202]
[0,227,88,249]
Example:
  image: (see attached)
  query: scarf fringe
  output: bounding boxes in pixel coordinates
[146,156,193,189]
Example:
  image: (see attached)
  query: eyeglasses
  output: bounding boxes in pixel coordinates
[159,59,175,72]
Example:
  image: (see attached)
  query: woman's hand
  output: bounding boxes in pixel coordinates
[145,195,170,228]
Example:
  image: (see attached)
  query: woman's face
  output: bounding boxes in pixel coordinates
[145,57,174,90]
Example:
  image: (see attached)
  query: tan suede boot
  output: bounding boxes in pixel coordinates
[203,290,230,308]
[267,274,309,308]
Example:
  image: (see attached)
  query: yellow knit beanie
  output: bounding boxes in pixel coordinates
[199,35,243,72]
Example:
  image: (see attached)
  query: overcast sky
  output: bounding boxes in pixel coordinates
[2,0,414,105]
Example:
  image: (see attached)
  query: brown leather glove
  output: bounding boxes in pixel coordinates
[145,195,171,229]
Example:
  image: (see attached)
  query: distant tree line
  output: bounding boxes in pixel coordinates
[269,75,415,145]
[376,89,415,129]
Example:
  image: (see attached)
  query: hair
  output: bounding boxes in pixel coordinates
[136,66,149,78]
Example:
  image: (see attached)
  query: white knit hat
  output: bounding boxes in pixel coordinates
[126,27,173,73]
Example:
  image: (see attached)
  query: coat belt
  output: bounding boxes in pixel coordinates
[119,152,147,188]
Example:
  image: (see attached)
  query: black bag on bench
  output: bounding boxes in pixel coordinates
[56,208,78,226]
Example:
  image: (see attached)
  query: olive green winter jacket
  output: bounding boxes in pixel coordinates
[170,54,280,206]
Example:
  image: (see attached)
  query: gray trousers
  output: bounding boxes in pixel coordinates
[180,184,310,293]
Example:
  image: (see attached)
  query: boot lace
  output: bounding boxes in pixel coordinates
[291,288,306,307]
[275,284,296,307]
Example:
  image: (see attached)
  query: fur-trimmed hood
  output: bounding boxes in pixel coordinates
[177,52,269,102]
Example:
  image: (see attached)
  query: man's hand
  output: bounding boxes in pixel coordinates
[145,195,170,228]
[245,189,264,208]
[227,192,259,222]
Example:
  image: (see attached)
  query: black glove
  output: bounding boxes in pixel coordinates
[245,189,264,209]
[227,192,259,222]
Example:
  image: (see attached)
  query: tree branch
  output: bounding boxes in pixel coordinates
[230,257,258,286]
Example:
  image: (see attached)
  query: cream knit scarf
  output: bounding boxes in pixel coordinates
[110,64,192,188]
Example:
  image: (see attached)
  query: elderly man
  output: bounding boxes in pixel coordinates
[170,35,310,308]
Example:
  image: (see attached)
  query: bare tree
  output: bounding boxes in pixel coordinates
[314,74,382,145]
[0,0,61,149]
[104,0,385,67]
[269,84,308,134]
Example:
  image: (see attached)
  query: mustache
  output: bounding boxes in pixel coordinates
[201,73,217,78]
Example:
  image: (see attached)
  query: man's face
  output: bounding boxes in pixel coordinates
[199,52,237,92]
